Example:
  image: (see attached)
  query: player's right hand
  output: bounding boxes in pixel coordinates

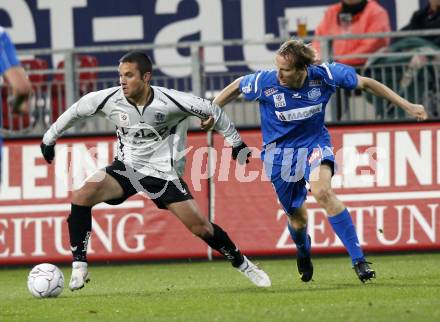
[40,143,55,164]
[200,116,215,131]
[408,104,428,121]
[8,93,30,115]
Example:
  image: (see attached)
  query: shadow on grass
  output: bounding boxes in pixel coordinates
[33,278,440,301]
[218,279,440,295]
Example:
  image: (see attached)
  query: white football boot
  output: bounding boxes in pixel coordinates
[237,256,271,287]
[69,261,90,291]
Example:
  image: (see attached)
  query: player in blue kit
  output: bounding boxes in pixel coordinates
[0,26,31,180]
[202,39,427,283]
[0,26,31,114]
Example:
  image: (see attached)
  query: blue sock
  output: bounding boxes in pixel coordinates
[287,223,311,258]
[328,208,364,265]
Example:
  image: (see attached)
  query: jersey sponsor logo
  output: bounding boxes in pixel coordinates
[154,112,166,124]
[292,92,301,99]
[190,105,209,118]
[119,112,130,126]
[275,103,322,121]
[273,93,286,108]
[242,82,252,94]
[264,87,278,97]
[307,88,321,101]
[119,126,169,141]
[308,80,322,87]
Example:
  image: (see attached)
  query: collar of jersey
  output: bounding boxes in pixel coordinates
[123,86,155,116]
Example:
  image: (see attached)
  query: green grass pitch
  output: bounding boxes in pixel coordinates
[1,253,439,322]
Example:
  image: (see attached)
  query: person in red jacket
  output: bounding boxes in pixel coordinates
[312,0,391,66]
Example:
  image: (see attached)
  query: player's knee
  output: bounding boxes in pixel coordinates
[191,223,213,239]
[71,189,93,206]
[71,184,101,206]
[288,209,307,228]
[311,186,334,206]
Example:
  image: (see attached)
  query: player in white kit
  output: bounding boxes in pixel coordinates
[40,51,271,290]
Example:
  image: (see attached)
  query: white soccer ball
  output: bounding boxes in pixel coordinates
[27,263,64,298]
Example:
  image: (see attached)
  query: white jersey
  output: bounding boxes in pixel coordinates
[43,86,242,180]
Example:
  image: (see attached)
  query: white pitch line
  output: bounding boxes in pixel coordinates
[306,190,440,203]
[0,200,144,214]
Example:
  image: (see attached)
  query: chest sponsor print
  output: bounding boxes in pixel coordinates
[274,103,322,121]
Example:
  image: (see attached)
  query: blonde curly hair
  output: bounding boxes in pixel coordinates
[277,39,318,69]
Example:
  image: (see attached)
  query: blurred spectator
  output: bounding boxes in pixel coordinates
[401,0,440,46]
[312,0,391,66]
[363,37,438,119]
[390,0,440,118]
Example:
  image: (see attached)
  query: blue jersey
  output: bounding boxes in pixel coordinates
[239,63,358,164]
[0,26,20,74]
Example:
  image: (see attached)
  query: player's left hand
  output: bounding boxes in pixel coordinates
[232,141,251,165]
[40,143,55,164]
[408,104,428,121]
[201,116,215,131]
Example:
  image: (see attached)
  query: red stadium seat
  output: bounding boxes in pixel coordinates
[51,55,98,122]
[1,58,49,131]
[21,58,49,85]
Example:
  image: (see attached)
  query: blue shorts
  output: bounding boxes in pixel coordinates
[0,30,20,74]
[264,142,335,214]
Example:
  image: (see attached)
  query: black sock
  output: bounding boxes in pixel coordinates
[67,204,92,262]
[202,223,244,267]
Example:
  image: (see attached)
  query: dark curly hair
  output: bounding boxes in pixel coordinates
[119,51,153,76]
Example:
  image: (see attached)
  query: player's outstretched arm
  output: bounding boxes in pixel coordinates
[212,77,243,107]
[41,91,101,164]
[201,77,243,131]
[4,66,32,114]
[40,103,83,164]
[185,90,251,164]
[356,75,428,121]
[207,101,251,164]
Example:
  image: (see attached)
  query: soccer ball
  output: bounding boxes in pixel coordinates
[27,263,64,298]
